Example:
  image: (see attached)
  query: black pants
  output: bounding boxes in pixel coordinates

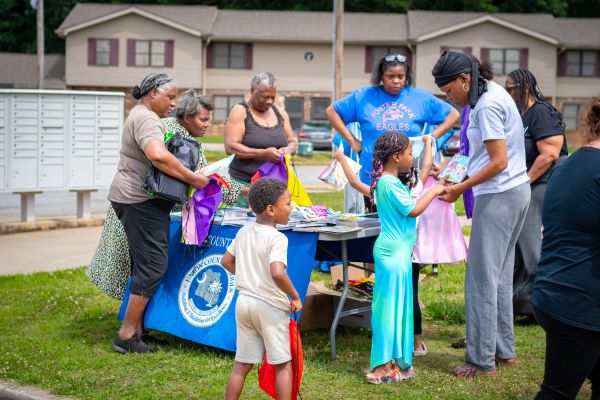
[112,199,174,298]
[412,263,422,335]
[534,306,600,400]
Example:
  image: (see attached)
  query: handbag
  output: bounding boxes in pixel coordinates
[142,133,200,204]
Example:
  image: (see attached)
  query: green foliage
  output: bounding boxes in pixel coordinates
[1,0,597,55]
[0,0,36,53]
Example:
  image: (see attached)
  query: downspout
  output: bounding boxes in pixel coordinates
[553,42,566,108]
[201,35,212,96]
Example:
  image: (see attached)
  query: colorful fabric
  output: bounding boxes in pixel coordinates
[371,174,416,370]
[333,86,453,184]
[86,205,131,300]
[412,176,468,264]
[181,178,224,246]
[251,154,288,184]
[258,318,304,400]
[285,155,312,206]
[458,106,475,219]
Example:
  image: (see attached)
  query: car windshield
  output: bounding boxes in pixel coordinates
[302,121,331,130]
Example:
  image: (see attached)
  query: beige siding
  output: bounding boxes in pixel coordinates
[556,77,600,98]
[414,21,557,98]
[205,42,370,93]
[65,14,203,88]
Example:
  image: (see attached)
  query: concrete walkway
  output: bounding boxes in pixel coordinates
[0,226,103,275]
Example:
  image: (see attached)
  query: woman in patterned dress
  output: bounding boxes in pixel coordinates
[88,90,243,300]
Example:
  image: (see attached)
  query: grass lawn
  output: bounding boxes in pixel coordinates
[2,194,588,400]
[200,135,225,144]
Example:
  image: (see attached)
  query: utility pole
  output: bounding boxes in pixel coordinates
[37,0,45,89]
[333,0,343,101]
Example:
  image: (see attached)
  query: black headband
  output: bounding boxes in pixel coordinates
[432,51,487,107]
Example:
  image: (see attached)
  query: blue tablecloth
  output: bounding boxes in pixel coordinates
[119,220,318,352]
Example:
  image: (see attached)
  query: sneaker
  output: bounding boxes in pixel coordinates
[112,333,156,354]
[141,330,169,346]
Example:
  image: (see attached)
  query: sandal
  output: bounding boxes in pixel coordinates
[365,365,400,385]
[396,367,416,381]
[414,342,428,356]
[450,363,496,378]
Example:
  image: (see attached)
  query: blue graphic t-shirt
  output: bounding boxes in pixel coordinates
[334,86,453,184]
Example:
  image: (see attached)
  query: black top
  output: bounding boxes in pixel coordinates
[530,147,600,332]
[522,101,568,183]
[228,102,288,182]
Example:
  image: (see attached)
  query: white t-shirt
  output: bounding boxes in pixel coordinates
[227,222,290,311]
[467,81,529,196]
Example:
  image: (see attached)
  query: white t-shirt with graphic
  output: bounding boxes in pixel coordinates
[467,81,529,196]
[227,222,290,311]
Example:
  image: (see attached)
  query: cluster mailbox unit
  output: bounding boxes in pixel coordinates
[0,89,124,221]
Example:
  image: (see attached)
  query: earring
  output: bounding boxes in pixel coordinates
[462,82,469,92]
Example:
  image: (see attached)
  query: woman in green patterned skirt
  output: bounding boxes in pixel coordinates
[88,90,244,299]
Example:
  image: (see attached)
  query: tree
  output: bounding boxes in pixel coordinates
[0,0,36,53]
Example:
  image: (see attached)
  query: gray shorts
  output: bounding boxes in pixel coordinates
[235,293,291,365]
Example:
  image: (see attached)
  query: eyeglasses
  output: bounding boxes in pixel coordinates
[384,54,407,63]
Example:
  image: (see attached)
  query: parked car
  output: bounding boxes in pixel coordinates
[442,131,461,156]
[297,121,333,150]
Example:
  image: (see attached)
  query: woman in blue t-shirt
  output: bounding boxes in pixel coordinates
[327,54,460,188]
[326,54,459,358]
[505,68,568,318]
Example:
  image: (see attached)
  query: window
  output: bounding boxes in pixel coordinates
[95,39,111,65]
[285,97,305,132]
[213,95,244,121]
[135,40,166,67]
[310,97,330,121]
[88,38,117,66]
[565,51,597,77]
[563,103,584,130]
[208,43,252,70]
[365,46,410,73]
[488,49,521,75]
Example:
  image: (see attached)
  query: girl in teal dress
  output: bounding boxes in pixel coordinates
[366,132,446,384]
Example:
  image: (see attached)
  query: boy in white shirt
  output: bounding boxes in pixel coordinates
[222,178,303,400]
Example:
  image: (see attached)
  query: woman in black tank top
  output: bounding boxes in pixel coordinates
[225,72,297,186]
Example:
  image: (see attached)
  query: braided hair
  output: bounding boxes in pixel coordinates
[131,72,176,100]
[369,132,415,207]
[508,68,564,126]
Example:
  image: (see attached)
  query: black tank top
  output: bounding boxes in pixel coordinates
[228,102,288,182]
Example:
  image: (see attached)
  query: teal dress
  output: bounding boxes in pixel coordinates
[371,174,416,370]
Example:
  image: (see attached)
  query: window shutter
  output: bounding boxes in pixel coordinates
[110,39,119,66]
[440,46,448,54]
[244,43,253,70]
[165,40,174,68]
[365,46,373,73]
[88,38,96,65]
[206,42,214,68]
[465,47,473,55]
[127,39,135,66]
[480,47,489,63]
[520,48,529,69]
[557,51,566,76]
[596,51,600,77]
